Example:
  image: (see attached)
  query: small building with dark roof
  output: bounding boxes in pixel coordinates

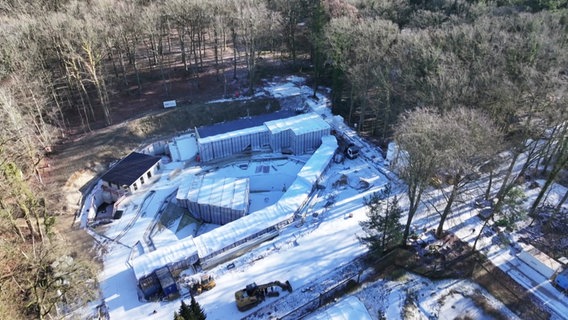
[101,152,161,195]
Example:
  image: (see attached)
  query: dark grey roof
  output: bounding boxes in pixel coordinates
[196,110,297,139]
[101,152,161,187]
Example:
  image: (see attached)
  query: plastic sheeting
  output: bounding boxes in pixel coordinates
[197,113,330,161]
[168,134,198,162]
[132,135,337,280]
[198,126,269,162]
[194,135,337,262]
[266,113,330,154]
[555,269,568,290]
[131,236,199,280]
[176,176,250,225]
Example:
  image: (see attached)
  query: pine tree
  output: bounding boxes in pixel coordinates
[173,297,206,320]
[190,296,207,320]
[179,300,192,320]
[359,184,403,257]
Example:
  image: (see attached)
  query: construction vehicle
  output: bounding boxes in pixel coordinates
[189,274,216,295]
[344,143,360,159]
[235,280,293,311]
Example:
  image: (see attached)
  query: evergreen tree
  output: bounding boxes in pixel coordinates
[190,296,207,320]
[178,300,192,320]
[173,297,206,320]
[359,184,404,257]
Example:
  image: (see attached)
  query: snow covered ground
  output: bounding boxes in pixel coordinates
[84,76,568,320]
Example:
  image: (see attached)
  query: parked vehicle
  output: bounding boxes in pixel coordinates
[235,280,292,311]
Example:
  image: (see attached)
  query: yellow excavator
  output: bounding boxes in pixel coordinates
[190,274,216,295]
[235,280,293,311]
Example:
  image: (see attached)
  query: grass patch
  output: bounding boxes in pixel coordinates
[387,268,408,282]
[470,290,510,320]
[130,97,281,139]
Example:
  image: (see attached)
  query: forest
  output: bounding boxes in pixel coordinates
[0,0,567,318]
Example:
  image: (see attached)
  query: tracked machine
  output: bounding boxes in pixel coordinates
[234,280,293,311]
[189,274,216,295]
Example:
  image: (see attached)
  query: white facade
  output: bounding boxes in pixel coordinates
[197,113,330,162]
[101,161,160,195]
[198,126,270,162]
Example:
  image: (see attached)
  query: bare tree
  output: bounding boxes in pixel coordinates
[393,108,442,246]
[433,107,503,237]
[232,0,279,94]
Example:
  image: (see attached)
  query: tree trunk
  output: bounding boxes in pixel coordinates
[131,40,142,96]
[348,84,354,126]
[436,178,460,238]
[485,170,493,200]
[555,189,568,213]
[117,49,130,89]
[528,139,567,217]
[214,27,220,80]
[231,27,237,79]
[494,151,521,212]
[402,184,424,246]
[180,30,188,72]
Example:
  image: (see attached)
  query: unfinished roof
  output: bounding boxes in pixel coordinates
[264,112,329,135]
[101,152,161,187]
[177,175,249,212]
[131,236,198,280]
[196,110,296,139]
[193,135,338,259]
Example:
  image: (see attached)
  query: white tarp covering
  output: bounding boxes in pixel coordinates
[263,81,302,98]
[176,175,249,225]
[131,236,198,280]
[194,135,337,260]
[198,113,330,161]
[265,113,327,135]
[265,113,330,154]
[198,126,269,162]
[132,135,336,280]
[168,134,198,162]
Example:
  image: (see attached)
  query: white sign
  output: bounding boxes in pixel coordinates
[163,100,177,108]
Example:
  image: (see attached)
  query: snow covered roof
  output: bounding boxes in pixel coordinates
[263,80,302,98]
[131,135,337,279]
[101,152,161,187]
[168,134,198,162]
[298,135,338,185]
[197,124,267,144]
[265,113,329,135]
[194,135,337,259]
[196,111,296,139]
[176,175,249,211]
[306,296,373,320]
[131,236,198,280]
